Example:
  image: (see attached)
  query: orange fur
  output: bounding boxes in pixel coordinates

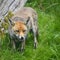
[12,22,27,36]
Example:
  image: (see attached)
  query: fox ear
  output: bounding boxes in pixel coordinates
[9,19,12,24]
[9,19,15,26]
[25,17,30,25]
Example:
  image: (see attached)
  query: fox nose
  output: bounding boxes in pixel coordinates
[20,37,24,40]
[19,36,24,40]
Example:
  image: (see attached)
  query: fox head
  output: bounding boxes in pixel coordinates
[9,17,30,41]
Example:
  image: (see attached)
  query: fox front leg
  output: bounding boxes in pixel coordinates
[34,34,38,49]
[32,26,38,49]
[21,40,25,52]
[11,40,16,50]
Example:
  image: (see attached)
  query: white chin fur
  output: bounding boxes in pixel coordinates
[19,36,21,39]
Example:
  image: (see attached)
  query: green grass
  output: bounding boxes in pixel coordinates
[0,8,60,60]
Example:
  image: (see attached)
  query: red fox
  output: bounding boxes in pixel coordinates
[8,7,38,51]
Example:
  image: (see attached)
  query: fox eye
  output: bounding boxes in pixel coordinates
[15,30,19,32]
[23,30,26,32]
